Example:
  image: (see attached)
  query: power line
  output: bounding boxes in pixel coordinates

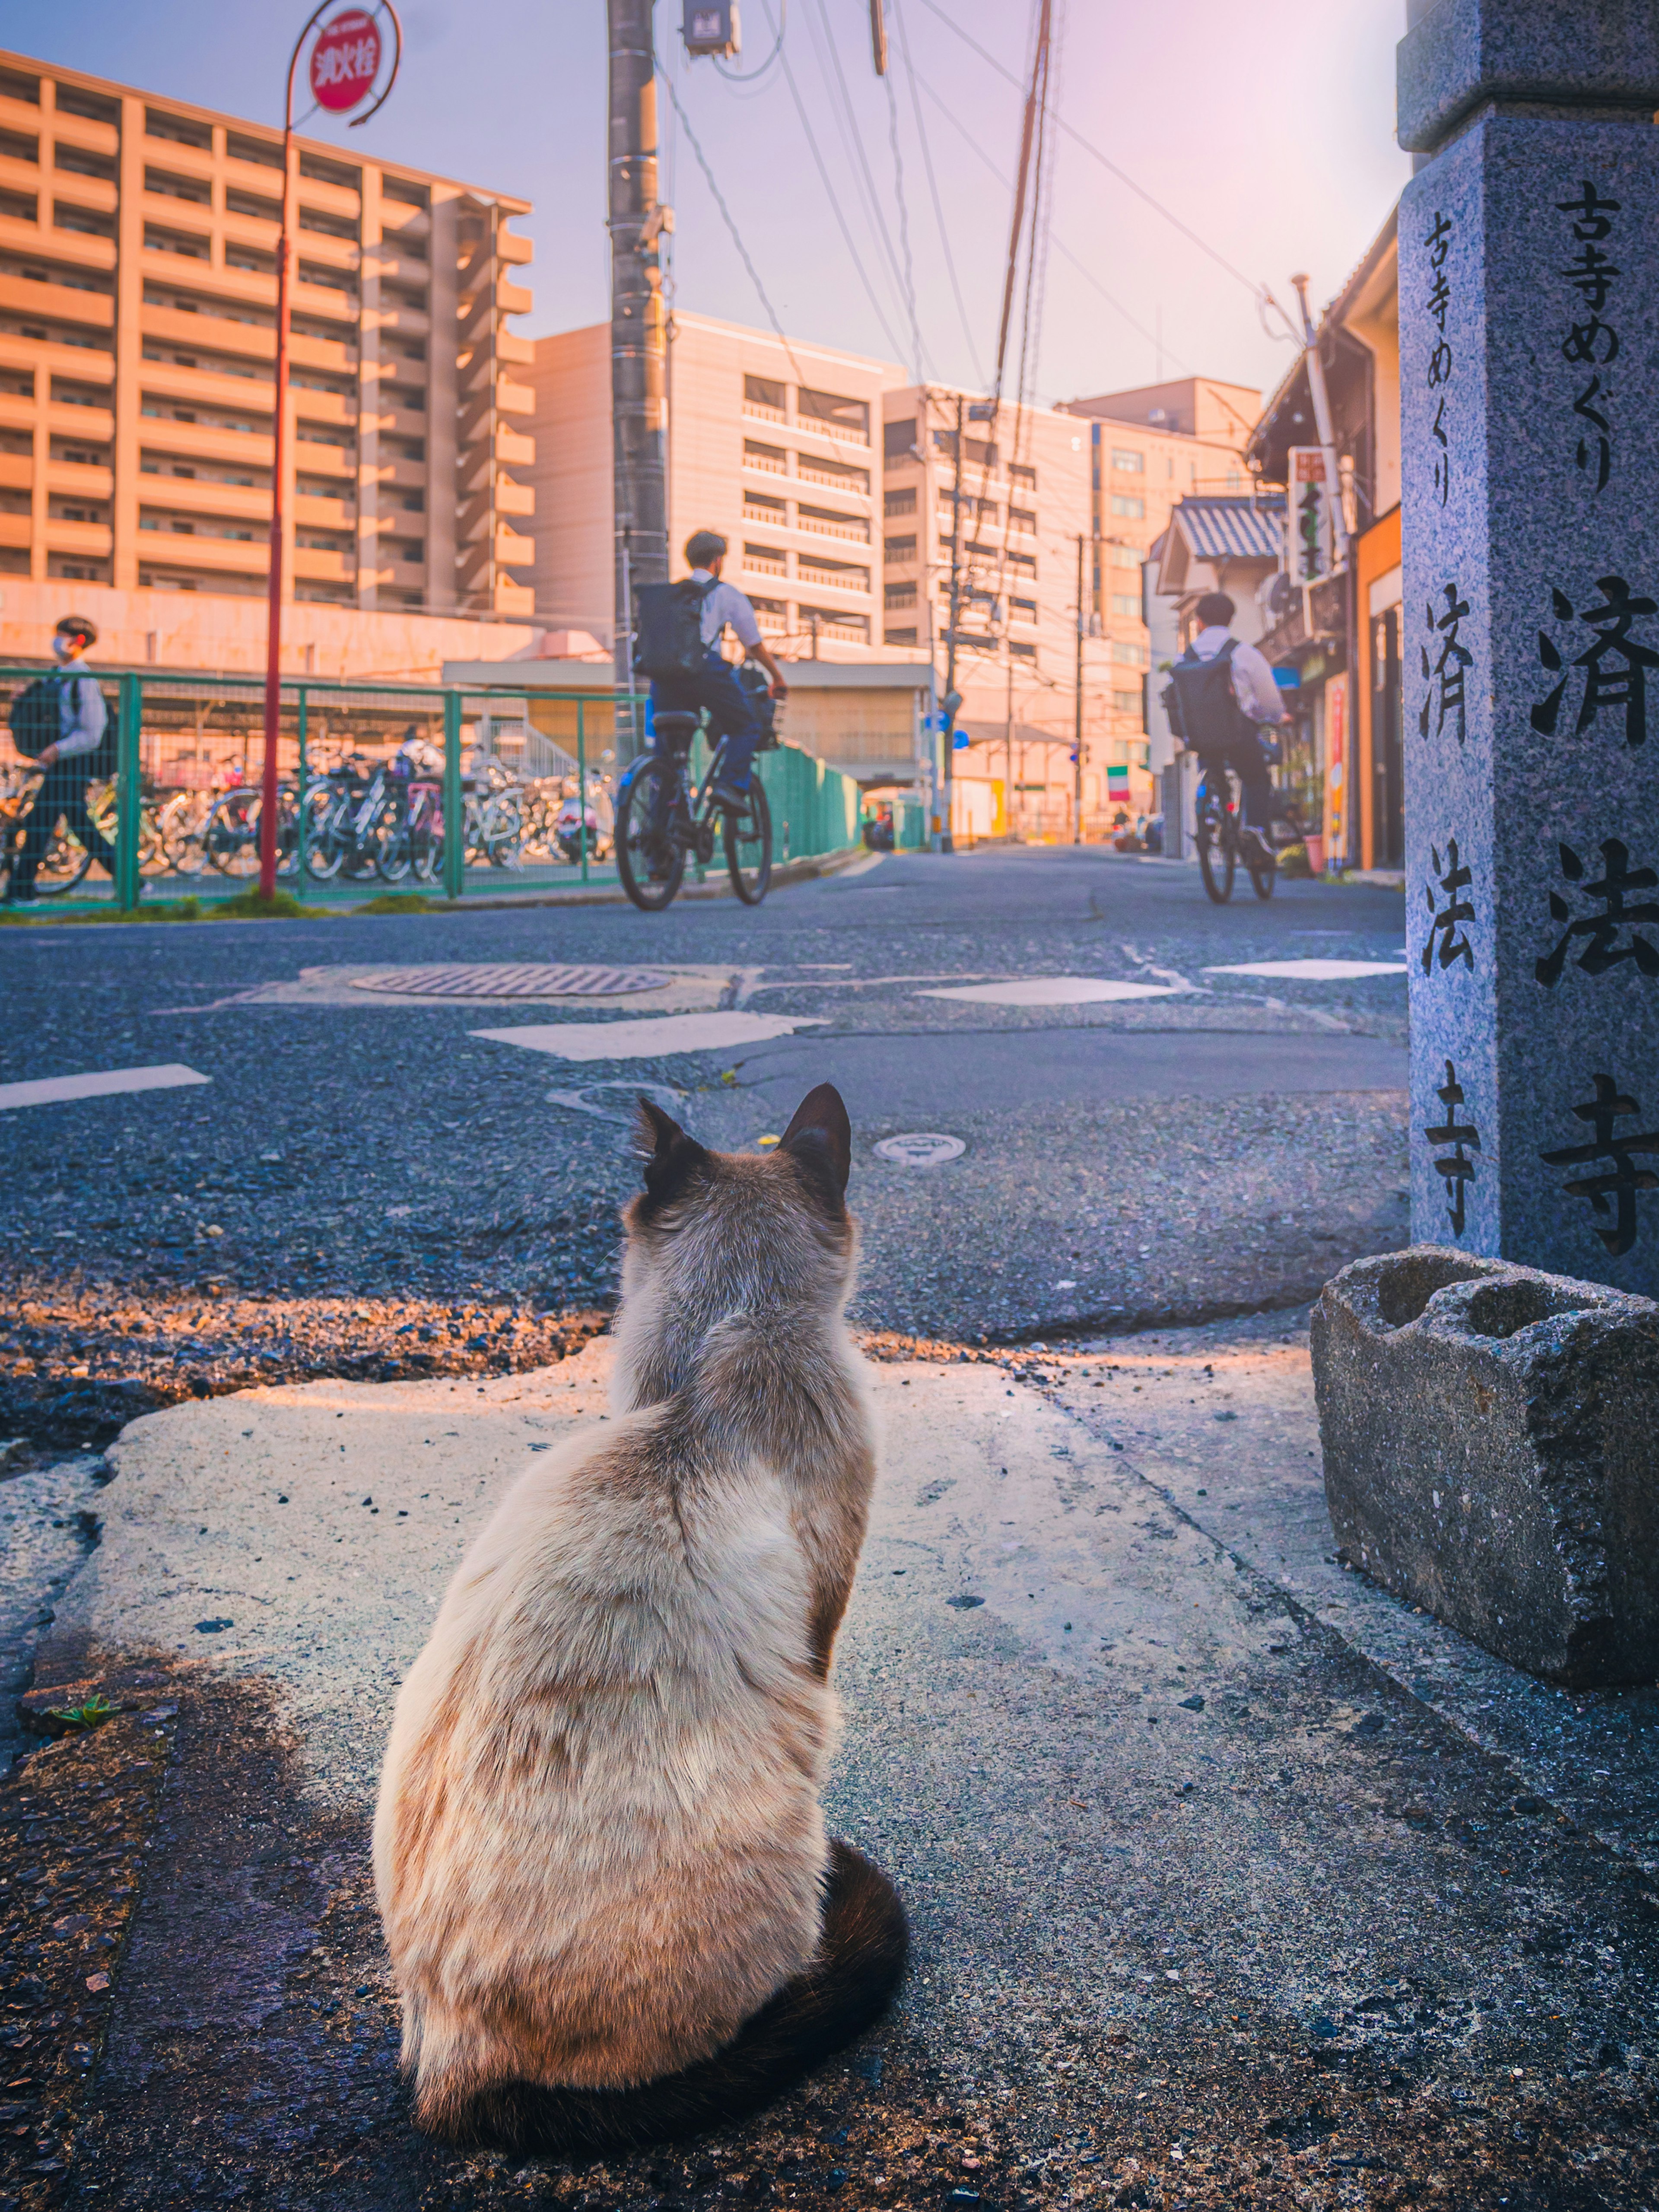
[767,1,913,364]
[805,0,932,376]
[913,0,1263,301]
[890,0,986,386]
[911,64,1189,375]
[660,72,808,389]
[883,70,927,383]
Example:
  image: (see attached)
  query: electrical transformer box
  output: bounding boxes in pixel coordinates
[683,0,740,57]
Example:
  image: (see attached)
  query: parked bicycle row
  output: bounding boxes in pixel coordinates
[0,741,617,898]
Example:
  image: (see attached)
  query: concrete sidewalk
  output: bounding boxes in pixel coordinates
[10,1325,1658,2210]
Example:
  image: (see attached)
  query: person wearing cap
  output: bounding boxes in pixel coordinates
[6,613,115,904]
[649,531,788,807]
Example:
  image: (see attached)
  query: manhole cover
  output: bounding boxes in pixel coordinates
[873,1132,967,1166]
[347,963,669,1000]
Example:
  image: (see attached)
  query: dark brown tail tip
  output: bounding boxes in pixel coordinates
[428,1841,907,2155]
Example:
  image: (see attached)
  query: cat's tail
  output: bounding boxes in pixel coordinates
[431,1840,908,2156]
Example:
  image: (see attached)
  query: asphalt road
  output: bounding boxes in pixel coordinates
[0,846,1412,1444]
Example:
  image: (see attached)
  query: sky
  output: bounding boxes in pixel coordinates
[0,0,1412,416]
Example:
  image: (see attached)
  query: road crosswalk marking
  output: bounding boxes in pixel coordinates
[470,1011,825,1063]
[916,977,1189,1006]
[1202,959,1408,980]
[0,1064,211,1112]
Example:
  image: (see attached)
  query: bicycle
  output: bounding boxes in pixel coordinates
[613,712,772,912]
[1193,760,1287,905]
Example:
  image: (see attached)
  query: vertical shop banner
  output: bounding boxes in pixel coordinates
[1324,672,1348,864]
[1287,447,1334,582]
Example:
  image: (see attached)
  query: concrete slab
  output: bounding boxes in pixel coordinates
[30,1333,1659,2204]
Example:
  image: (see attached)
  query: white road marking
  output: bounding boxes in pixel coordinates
[0,1063,211,1112]
[916,976,1189,1007]
[471,1011,825,1063]
[1202,959,1409,980]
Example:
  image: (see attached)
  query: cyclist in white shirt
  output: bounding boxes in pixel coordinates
[1185,590,1289,854]
[648,531,789,806]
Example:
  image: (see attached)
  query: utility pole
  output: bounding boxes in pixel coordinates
[1073,531,1085,845]
[608,0,668,751]
[938,391,965,852]
[1289,272,1349,567]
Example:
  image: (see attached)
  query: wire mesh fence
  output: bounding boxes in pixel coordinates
[0,671,645,909]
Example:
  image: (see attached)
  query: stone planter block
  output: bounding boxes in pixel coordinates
[1311,1248,1659,1687]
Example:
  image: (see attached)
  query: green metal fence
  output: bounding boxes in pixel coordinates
[0,664,869,914]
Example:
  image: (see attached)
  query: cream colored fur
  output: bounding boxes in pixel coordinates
[372,1122,877,2123]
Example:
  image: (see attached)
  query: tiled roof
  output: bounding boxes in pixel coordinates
[1170,495,1285,563]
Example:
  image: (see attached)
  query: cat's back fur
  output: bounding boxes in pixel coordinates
[373,1084,896,2145]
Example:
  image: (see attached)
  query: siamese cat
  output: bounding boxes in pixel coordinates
[373,1082,906,2152]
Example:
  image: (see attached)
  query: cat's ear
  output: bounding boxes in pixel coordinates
[636,1096,710,1210]
[780,1082,851,1208]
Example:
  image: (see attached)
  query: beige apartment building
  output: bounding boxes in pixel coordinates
[528,311,908,655]
[0,48,537,672]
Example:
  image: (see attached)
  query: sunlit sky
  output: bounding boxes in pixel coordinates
[1,0,1412,414]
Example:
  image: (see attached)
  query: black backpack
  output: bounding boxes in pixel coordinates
[633,579,714,680]
[1161,638,1253,756]
[10,671,118,777]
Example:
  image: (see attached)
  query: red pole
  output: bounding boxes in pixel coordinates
[258,124,294,894]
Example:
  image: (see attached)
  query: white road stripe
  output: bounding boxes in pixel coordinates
[1202,959,1409,980]
[916,977,1189,1006]
[471,1011,826,1063]
[0,1063,212,1111]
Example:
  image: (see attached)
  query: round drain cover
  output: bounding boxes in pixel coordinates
[347,963,669,1000]
[873,1131,967,1167]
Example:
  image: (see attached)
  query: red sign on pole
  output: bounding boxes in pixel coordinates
[310,8,381,111]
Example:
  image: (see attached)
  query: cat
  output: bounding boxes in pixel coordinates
[373,1081,906,2154]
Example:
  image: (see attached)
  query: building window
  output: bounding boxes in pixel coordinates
[883,419,918,463]
[1010,596,1037,620]
[743,373,785,416]
[798,452,869,494]
[1110,493,1145,519]
[1010,639,1036,660]
[742,542,787,575]
[1008,505,1036,535]
[798,605,870,642]
[884,582,917,610]
[797,502,868,543]
[744,491,786,520]
[743,438,786,474]
[884,534,916,563]
[1008,461,1036,489]
[883,485,916,518]
[1113,639,1148,667]
[798,386,869,441]
[1111,593,1141,618]
[1112,689,1142,716]
[1111,448,1144,474]
[884,626,918,647]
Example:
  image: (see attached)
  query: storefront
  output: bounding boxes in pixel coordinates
[1354,504,1403,871]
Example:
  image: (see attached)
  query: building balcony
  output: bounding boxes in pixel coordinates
[742,397,786,426]
[373,247,431,293]
[137,473,268,524]
[496,329,533,367]
[139,416,273,469]
[0,153,45,201]
[496,476,533,517]
[795,456,869,497]
[742,547,787,579]
[0,511,29,549]
[0,452,31,491]
[380,454,427,492]
[0,332,113,384]
[496,375,533,417]
[140,516,264,567]
[497,277,533,317]
[44,400,114,442]
[494,525,534,566]
[796,509,869,544]
[795,557,871,594]
[795,416,869,451]
[378,402,429,442]
[494,577,534,617]
[294,493,353,531]
[143,303,272,362]
[292,543,355,584]
[742,445,786,476]
[495,426,534,468]
[0,272,114,329]
[45,515,112,556]
[137,359,275,414]
[497,229,532,267]
[291,385,358,429]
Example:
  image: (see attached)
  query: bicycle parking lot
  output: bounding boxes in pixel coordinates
[0,668,870,912]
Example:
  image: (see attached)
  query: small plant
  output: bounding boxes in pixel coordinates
[356,892,435,915]
[48,1691,117,1731]
[218,887,315,920]
[1277,842,1313,879]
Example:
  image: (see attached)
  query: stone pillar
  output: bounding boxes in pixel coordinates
[1399,1,1659,1296]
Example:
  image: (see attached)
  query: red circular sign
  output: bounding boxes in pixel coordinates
[310,8,381,112]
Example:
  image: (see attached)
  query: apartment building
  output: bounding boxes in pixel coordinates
[528,311,909,657]
[0,48,535,648]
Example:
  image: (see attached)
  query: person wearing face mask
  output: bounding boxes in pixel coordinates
[5,613,115,905]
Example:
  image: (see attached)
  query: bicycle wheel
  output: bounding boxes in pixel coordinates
[36,823,92,896]
[481,791,524,870]
[724,779,772,905]
[158,793,208,878]
[614,757,685,913]
[1247,840,1277,900]
[1195,817,1234,904]
[301,785,347,880]
[203,792,262,877]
